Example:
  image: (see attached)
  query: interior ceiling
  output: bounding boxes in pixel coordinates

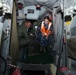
[18,0,59,9]
[64,0,76,9]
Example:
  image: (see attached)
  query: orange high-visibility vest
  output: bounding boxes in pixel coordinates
[41,21,52,36]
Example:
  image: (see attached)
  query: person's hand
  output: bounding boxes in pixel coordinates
[46,36,48,39]
[42,32,45,36]
[30,33,34,37]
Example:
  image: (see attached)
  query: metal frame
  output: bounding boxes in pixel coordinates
[18,63,52,75]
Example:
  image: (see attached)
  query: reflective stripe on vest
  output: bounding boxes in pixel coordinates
[41,21,52,36]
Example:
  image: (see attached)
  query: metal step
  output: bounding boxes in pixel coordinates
[18,63,52,75]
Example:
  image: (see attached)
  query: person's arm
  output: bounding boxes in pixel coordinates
[18,25,24,39]
[18,26,33,47]
[46,31,51,39]
[29,27,36,38]
[46,25,53,39]
[41,29,45,36]
[40,21,45,36]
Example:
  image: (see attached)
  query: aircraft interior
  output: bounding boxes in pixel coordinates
[0,0,76,75]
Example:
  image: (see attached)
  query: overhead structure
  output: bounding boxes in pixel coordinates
[24,6,46,20]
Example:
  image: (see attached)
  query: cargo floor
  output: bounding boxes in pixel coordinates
[22,45,55,64]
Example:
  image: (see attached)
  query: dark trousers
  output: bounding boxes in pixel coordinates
[19,47,28,62]
[37,33,49,47]
[19,43,35,62]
